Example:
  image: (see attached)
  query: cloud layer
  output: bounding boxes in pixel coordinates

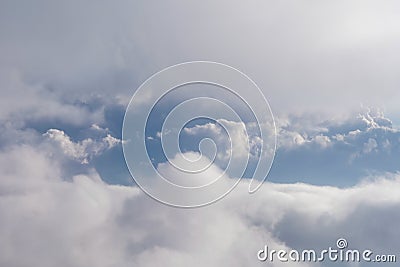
[179,108,400,186]
[2,0,400,116]
[0,142,399,267]
[1,1,400,266]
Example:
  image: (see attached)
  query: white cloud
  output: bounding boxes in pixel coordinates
[312,135,331,148]
[43,129,120,164]
[184,119,251,161]
[363,138,378,154]
[271,110,400,182]
[178,109,400,186]
[157,151,226,188]
[0,143,399,267]
[0,144,137,267]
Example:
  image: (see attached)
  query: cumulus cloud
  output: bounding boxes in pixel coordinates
[0,144,137,267]
[183,119,251,161]
[43,128,121,164]
[178,109,400,186]
[157,151,228,188]
[0,143,398,267]
[268,109,400,186]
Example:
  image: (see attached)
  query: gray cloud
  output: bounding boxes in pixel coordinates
[2,0,400,119]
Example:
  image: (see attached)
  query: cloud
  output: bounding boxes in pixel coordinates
[183,119,251,161]
[2,0,400,117]
[362,138,378,154]
[0,144,137,267]
[0,68,105,127]
[268,109,400,186]
[177,109,400,186]
[157,151,227,188]
[0,143,399,267]
[43,128,121,164]
[1,1,400,266]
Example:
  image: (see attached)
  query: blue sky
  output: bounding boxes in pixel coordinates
[0,0,399,266]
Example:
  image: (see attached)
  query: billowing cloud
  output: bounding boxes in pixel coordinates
[0,143,398,267]
[178,109,400,186]
[44,128,120,164]
[271,109,400,185]
[183,119,251,161]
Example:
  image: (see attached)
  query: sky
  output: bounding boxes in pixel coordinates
[0,0,400,266]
